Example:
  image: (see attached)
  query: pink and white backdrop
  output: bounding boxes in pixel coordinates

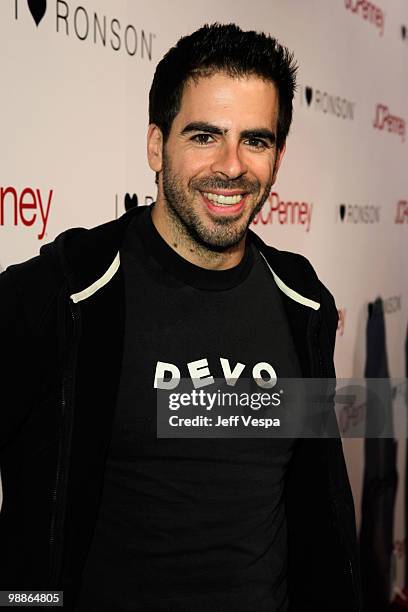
[1,0,407,599]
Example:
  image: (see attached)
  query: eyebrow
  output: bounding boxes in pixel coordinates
[180,122,276,145]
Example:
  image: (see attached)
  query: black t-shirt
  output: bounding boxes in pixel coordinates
[75,206,302,611]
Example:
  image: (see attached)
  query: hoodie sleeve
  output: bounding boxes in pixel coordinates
[0,267,38,451]
[319,281,339,378]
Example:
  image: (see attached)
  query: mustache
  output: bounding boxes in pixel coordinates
[190,177,259,193]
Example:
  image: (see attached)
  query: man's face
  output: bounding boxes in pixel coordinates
[150,72,285,250]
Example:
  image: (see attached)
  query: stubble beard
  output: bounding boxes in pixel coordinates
[161,149,273,253]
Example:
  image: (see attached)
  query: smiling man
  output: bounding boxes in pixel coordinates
[0,23,360,612]
[148,72,284,263]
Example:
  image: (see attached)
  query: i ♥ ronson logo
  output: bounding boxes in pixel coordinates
[14,0,156,60]
[370,295,402,315]
[337,203,380,224]
[344,0,384,36]
[252,191,313,232]
[383,295,402,314]
[373,104,406,142]
[0,184,53,239]
[114,193,154,218]
[299,85,355,121]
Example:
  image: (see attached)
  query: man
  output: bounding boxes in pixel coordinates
[0,23,360,611]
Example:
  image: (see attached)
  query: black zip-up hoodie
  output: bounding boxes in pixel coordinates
[0,205,361,611]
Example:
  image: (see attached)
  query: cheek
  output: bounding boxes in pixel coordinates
[248,156,275,185]
[181,149,213,177]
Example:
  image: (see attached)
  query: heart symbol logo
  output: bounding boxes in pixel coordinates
[305,86,313,106]
[402,25,407,40]
[339,204,346,221]
[27,0,47,26]
[124,193,138,211]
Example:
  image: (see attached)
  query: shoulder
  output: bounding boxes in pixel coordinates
[0,228,74,334]
[0,207,139,329]
[250,229,337,318]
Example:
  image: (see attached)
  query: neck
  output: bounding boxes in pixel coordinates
[150,198,246,271]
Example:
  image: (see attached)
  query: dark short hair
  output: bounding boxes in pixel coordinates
[149,23,298,151]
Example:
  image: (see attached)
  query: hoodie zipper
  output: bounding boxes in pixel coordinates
[49,295,81,586]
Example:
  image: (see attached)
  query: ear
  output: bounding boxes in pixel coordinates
[147,124,163,173]
[272,141,286,183]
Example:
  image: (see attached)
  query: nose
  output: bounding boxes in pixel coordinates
[210,141,248,179]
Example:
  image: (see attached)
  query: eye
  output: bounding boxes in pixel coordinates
[245,138,269,150]
[191,133,215,145]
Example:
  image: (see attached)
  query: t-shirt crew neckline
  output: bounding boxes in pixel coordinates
[130,205,254,291]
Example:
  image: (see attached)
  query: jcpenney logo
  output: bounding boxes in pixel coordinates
[0,184,53,239]
[252,191,313,232]
[337,308,347,336]
[395,200,408,224]
[300,85,355,121]
[344,0,384,36]
[14,0,155,60]
[394,539,406,562]
[338,395,365,435]
[373,104,406,142]
[337,203,380,224]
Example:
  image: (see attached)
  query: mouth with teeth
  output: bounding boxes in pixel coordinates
[200,191,249,215]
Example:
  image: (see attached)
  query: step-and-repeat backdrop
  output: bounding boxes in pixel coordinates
[1,0,407,602]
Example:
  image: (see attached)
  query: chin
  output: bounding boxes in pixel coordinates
[195,225,247,251]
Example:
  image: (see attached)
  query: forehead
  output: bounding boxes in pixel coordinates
[175,72,279,130]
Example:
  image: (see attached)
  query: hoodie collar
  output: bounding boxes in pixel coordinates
[43,205,320,310]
